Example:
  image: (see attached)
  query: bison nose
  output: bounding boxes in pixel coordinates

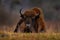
[26,24,31,27]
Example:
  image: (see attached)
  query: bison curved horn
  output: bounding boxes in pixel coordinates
[20,8,24,18]
[35,13,40,20]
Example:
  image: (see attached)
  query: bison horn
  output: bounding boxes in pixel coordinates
[35,13,40,19]
[20,8,24,18]
[35,13,39,16]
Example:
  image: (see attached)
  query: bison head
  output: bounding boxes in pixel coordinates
[20,9,40,32]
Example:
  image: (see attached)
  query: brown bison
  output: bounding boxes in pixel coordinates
[14,7,46,33]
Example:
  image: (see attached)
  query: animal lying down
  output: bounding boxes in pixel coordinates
[14,7,46,33]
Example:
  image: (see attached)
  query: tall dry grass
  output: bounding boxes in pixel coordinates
[46,20,60,33]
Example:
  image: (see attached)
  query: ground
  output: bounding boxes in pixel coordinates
[0,32,60,40]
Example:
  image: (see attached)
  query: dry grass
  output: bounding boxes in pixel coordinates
[0,32,60,40]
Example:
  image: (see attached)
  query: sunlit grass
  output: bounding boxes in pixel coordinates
[0,32,60,40]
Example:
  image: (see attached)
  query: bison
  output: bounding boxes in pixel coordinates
[14,7,46,33]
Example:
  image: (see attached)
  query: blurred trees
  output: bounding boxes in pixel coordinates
[30,0,42,6]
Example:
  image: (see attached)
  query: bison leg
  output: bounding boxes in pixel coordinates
[14,19,24,32]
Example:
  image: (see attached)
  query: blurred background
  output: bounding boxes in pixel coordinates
[0,0,60,32]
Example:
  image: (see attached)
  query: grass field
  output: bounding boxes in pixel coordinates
[0,32,60,40]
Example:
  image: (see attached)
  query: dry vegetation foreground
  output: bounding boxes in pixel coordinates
[0,32,60,40]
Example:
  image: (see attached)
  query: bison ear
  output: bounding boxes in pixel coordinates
[20,8,24,18]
